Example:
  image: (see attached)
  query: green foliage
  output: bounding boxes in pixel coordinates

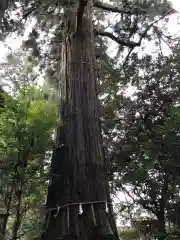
[0,85,57,239]
[101,41,180,237]
[0,85,57,159]
[119,228,139,240]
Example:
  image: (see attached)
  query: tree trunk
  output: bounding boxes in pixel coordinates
[156,176,168,240]
[11,184,22,240]
[11,164,24,240]
[41,1,119,240]
[157,211,167,240]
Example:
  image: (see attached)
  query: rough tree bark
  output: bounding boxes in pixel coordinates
[41,0,119,240]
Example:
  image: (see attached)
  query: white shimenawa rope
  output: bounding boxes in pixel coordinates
[43,200,113,233]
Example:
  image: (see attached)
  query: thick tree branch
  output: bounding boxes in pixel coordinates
[95,11,172,49]
[93,0,146,14]
[94,29,140,48]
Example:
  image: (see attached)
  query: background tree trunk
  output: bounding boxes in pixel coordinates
[41,1,119,240]
[157,211,167,240]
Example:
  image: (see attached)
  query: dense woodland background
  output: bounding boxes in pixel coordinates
[0,0,180,239]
